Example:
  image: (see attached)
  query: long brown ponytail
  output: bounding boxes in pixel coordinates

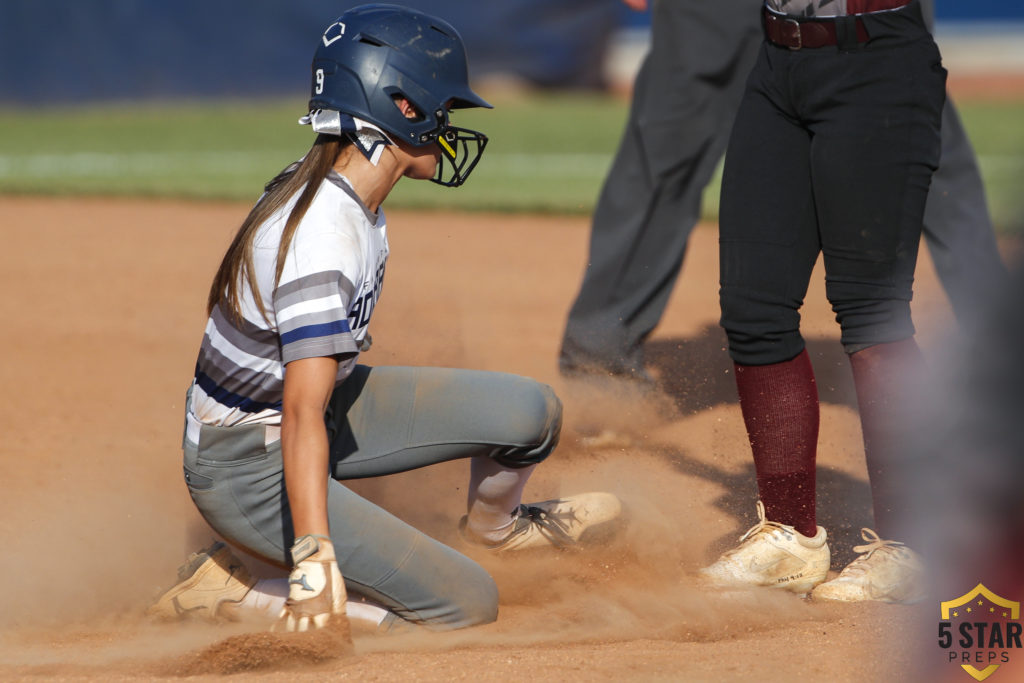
[207,134,347,323]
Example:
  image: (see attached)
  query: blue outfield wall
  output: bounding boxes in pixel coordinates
[935,0,1023,21]
[1,0,619,105]
[1,1,1017,105]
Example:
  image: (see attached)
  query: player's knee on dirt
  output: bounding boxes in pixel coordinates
[719,288,805,366]
[391,562,499,631]
[449,568,500,628]
[491,379,562,469]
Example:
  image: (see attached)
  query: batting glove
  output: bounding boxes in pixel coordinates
[274,534,348,632]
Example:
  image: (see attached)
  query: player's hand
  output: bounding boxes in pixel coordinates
[273,534,348,632]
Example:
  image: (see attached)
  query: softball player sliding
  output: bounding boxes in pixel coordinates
[149,4,621,633]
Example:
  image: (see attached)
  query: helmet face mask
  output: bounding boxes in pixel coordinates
[434,125,488,188]
[305,4,491,187]
[402,103,488,187]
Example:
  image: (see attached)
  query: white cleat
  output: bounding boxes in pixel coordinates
[148,541,256,621]
[700,501,830,595]
[811,528,926,604]
[461,492,624,552]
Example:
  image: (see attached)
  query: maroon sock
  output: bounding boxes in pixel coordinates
[848,338,925,539]
[735,349,819,538]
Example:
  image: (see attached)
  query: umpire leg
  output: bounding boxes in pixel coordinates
[916,0,1008,328]
[922,98,1008,328]
[560,0,761,378]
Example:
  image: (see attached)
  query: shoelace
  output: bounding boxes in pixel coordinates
[512,503,580,548]
[839,528,909,577]
[737,500,793,544]
[717,501,794,560]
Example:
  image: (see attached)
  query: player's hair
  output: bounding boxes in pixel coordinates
[206,134,349,322]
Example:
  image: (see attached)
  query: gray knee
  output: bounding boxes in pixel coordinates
[371,546,500,632]
[402,563,498,631]
[450,568,499,628]
[492,377,562,468]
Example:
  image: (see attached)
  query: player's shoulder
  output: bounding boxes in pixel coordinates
[307,172,383,235]
[290,175,386,265]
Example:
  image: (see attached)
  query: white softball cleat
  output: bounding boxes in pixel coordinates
[699,501,830,595]
[811,528,926,604]
[148,541,256,621]
[461,492,624,552]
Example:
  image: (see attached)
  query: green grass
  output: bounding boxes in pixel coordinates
[1,93,1022,231]
[0,94,629,212]
[954,99,1024,234]
[388,92,628,213]
[0,100,313,202]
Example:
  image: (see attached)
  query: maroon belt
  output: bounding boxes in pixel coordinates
[763,8,870,50]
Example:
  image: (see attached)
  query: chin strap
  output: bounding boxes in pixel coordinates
[299,109,393,165]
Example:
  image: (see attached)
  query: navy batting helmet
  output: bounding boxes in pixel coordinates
[307,4,492,187]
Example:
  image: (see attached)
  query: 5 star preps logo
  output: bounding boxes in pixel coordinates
[938,584,1023,681]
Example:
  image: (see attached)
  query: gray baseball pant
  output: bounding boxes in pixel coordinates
[182,365,561,630]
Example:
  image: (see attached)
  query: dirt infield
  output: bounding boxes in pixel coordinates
[0,196,1019,681]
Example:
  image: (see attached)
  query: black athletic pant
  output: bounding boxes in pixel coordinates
[719,1,946,366]
[562,0,1002,378]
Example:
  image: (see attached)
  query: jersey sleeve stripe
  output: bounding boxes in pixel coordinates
[278,308,352,336]
[280,319,352,345]
[276,297,347,326]
[281,337,360,365]
[273,270,356,308]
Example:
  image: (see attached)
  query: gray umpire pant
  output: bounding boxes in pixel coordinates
[561,0,762,377]
[919,0,1008,327]
[182,366,561,631]
[560,0,1006,376]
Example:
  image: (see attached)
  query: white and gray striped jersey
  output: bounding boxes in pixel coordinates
[189,171,388,427]
[768,0,909,16]
[767,0,847,16]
